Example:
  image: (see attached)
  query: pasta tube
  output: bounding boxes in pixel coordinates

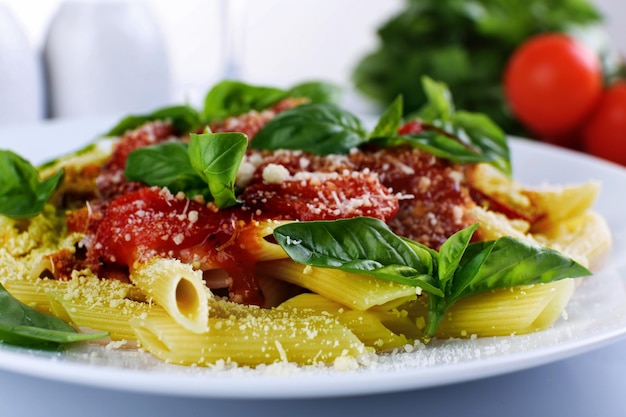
[130,258,210,333]
[534,211,611,270]
[408,279,576,338]
[257,259,417,310]
[48,293,157,341]
[254,220,291,262]
[2,277,59,314]
[279,293,416,351]
[130,297,368,367]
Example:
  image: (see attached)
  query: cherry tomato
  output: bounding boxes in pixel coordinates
[504,33,603,146]
[582,81,626,165]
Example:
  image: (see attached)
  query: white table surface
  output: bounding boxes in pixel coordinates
[0,336,625,417]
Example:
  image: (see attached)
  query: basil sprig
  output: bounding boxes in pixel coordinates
[0,151,64,219]
[104,105,202,137]
[202,80,341,123]
[0,283,107,348]
[188,131,247,207]
[124,131,246,207]
[251,103,368,155]
[373,77,511,175]
[249,77,511,173]
[273,218,590,339]
[124,142,208,197]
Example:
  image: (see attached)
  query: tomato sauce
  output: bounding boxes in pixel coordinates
[63,102,478,306]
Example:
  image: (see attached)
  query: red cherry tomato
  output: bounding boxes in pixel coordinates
[582,81,626,165]
[504,33,603,146]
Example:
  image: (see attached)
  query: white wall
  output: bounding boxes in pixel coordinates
[3,0,625,118]
[4,0,403,109]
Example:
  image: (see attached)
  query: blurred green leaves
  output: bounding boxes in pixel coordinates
[352,0,605,136]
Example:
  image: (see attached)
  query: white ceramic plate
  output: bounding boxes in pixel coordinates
[0,119,625,399]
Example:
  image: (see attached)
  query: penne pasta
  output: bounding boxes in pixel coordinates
[2,277,59,314]
[533,211,611,270]
[254,220,291,262]
[525,181,601,232]
[49,294,160,341]
[130,297,368,367]
[257,259,417,310]
[407,279,576,338]
[279,293,416,351]
[130,258,210,334]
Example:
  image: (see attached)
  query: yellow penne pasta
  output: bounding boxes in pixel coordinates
[254,220,290,262]
[534,211,611,269]
[279,293,415,351]
[38,139,113,179]
[48,294,161,341]
[3,277,59,314]
[525,181,601,232]
[473,203,611,270]
[257,259,417,310]
[471,206,531,242]
[130,297,368,367]
[468,163,602,232]
[408,279,576,338]
[130,257,210,333]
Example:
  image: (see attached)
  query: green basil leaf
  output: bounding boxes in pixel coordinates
[398,76,512,175]
[274,217,442,295]
[251,103,368,155]
[449,240,496,300]
[203,80,287,122]
[461,236,591,296]
[124,142,207,197]
[0,283,108,347]
[397,131,494,165]
[0,150,64,219]
[274,217,589,339]
[437,223,478,290]
[105,105,202,137]
[452,111,511,176]
[287,81,342,105]
[188,131,247,208]
[370,95,403,139]
[415,76,455,123]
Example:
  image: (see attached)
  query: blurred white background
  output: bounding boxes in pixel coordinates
[1,0,625,123]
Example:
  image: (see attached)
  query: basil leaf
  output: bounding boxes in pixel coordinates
[105,105,202,137]
[188,131,247,207]
[287,81,342,105]
[398,76,511,174]
[0,283,107,347]
[415,76,455,123]
[252,103,368,155]
[274,217,442,294]
[462,237,591,296]
[452,111,511,175]
[203,80,287,122]
[370,95,403,139]
[0,150,64,219]
[124,142,207,197]
[449,240,496,300]
[398,131,494,165]
[437,223,478,290]
[274,217,590,339]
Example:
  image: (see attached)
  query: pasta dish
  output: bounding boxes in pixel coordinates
[0,78,611,369]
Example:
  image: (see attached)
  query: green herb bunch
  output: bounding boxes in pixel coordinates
[352,0,606,136]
